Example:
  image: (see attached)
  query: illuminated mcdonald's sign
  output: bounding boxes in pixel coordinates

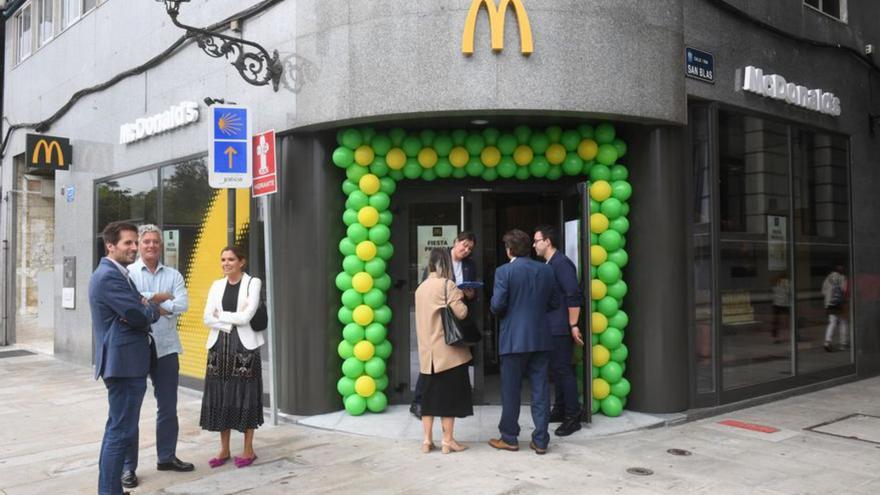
[462,0,533,56]
[26,133,72,170]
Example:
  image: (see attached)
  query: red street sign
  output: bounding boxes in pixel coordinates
[252,129,277,197]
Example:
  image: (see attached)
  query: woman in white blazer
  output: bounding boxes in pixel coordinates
[199,246,265,469]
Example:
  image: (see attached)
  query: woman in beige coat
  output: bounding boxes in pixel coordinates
[415,248,473,454]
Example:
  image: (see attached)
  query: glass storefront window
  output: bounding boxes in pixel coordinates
[96,170,159,235]
[160,159,213,278]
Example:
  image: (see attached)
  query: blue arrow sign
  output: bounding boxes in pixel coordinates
[209,105,252,188]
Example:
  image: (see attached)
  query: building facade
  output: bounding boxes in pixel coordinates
[2,0,878,416]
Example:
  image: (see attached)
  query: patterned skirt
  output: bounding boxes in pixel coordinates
[199,328,264,432]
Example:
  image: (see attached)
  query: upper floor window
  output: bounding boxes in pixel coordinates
[14,4,32,63]
[12,0,104,64]
[37,0,54,47]
[804,0,847,22]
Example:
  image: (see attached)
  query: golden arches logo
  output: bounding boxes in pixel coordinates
[31,139,65,167]
[462,0,533,55]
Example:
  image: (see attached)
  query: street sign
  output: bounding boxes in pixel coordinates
[252,130,277,197]
[26,133,72,170]
[208,105,252,188]
[686,47,715,84]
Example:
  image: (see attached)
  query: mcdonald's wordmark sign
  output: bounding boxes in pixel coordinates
[26,134,72,170]
[462,0,533,56]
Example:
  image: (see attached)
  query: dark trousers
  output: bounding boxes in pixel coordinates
[550,335,580,417]
[123,353,180,472]
[99,377,147,495]
[498,351,551,449]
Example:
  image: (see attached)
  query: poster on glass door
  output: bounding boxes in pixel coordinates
[416,225,458,282]
[767,216,787,271]
[163,230,180,271]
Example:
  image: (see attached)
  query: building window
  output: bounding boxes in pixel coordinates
[36,0,53,47]
[61,0,83,29]
[804,0,846,21]
[14,4,32,63]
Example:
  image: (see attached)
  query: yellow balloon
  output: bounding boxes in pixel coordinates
[545,143,566,165]
[449,146,469,168]
[418,148,438,168]
[590,245,608,266]
[352,272,373,294]
[590,180,612,201]
[591,279,607,300]
[359,174,380,195]
[481,146,501,167]
[591,312,608,334]
[386,148,406,170]
[354,145,375,166]
[590,213,609,234]
[592,345,610,367]
[356,241,377,261]
[353,305,374,326]
[355,375,377,397]
[513,145,534,166]
[592,377,610,400]
[578,139,598,161]
[358,206,379,227]
[353,340,376,362]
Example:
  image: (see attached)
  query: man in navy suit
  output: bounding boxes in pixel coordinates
[489,229,559,455]
[89,221,160,495]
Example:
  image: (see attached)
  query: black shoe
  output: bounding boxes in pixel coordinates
[121,470,138,488]
[554,416,582,437]
[409,402,422,419]
[823,342,833,352]
[157,457,195,472]
[548,407,566,423]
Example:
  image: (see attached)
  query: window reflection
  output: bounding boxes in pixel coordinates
[161,159,213,278]
[96,170,159,235]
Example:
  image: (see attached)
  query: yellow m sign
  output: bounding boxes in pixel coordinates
[32,139,64,166]
[26,133,71,170]
[462,0,533,56]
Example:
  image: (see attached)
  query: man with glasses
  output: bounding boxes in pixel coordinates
[534,225,584,436]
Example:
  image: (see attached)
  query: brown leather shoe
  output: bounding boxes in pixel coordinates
[529,441,547,455]
[488,438,519,451]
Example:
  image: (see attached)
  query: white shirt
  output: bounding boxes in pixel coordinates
[453,259,463,284]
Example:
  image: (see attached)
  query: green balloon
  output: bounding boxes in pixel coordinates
[370,157,389,178]
[371,134,392,155]
[515,166,531,180]
[338,306,353,325]
[610,164,629,181]
[497,157,517,178]
[374,339,393,359]
[344,394,367,415]
[337,376,356,397]
[452,167,468,178]
[335,271,353,291]
[609,217,630,235]
[590,265,597,280]
[562,153,583,176]
[610,343,629,364]
[597,261,621,284]
[343,255,365,275]
[373,274,392,292]
[591,300,597,312]
[514,125,532,144]
[591,334,599,346]
[545,126,562,143]
[379,177,397,195]
[609,310,629,330]
[375,374,389,391]
[497,134,518,155]
[464,134,485,155]
[363,288,386,308]
[378,211,393,226]
[606,279,628,300]
[589,164,611,181]
[388,128,406,145]
[600,395,623,417]
[610,377,631,397]
[373,305,392,325]
[365,323,387,344]
[341,289,363,309]
[402,136,422,157]
[607,249,628,268]
[481,167,498,182]
[591,397,601,414]
[465,157,484,177]
[451,129,468,145]
[581,159,595,176]
[600,361,623,384]
[419,129,436,146]
[433,135,453,156]
[621,202,630,216]
[403,159,422,179]
[347,224,368,244]
[589,199,600,214]
[597,296,619,317]
[578,124,595,139]
[365,258,386,278]
[341,129,363,149]
[600,198,623,220]
[348,191,369,210]
[529,156,550,177]
[482,127,500,145]
[434,159,453,178]
[599,230,623,251]
[376,243,394,261]
[342,357,365,379]
[365,357,386,378]
[343,323,365,344]
[612,138,627,158]
[366,391,388,412]
[561,130,582,151]
[592,365,600,378]
[594,123,616,144]
[620,362,626,374]
[599,327,623,350]
[389,169,404,181]
[342,180,358,195]
[369,224,391,245]
[546,165,562,181]
[361,127,376,144]
[596,144,618,166]
[612,181,633,202]
[422,168,438,181]
[529,132,550,154]
[342,209,359,227]
[369,192,391,211]
[346,164,368,183]
[338,340,354,359]
[332,147,354,168]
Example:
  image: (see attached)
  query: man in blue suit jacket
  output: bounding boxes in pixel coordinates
[89,221,160,495]
[489,229,559,454]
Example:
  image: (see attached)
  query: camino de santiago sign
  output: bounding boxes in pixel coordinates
[462,0,533,55]
[208,105,253,188]
[26,134,72,170]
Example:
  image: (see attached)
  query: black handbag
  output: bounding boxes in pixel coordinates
[441,281,479,346]
[247,278,268,331]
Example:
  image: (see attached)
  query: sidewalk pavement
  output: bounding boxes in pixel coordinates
[2,347,879,495]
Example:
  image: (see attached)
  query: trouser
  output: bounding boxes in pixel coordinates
[550,335,580,417]
[498,351,551,449]
[123,353,180,472]
[99,377,147,495]
[825,313,849,346]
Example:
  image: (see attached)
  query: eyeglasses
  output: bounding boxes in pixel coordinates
[533,238,546,245]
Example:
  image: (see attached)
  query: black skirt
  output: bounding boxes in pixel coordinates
[420,363,474,418]
[200,328,264,432]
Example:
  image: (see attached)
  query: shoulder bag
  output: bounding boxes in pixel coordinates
[247,277,269,331]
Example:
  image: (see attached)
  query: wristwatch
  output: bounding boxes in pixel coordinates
[569,323,578,328]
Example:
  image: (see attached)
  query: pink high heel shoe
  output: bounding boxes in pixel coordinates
[208,456,230,468]
[234,455,258,468]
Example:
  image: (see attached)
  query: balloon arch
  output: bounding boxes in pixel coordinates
[331,123,632,417]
